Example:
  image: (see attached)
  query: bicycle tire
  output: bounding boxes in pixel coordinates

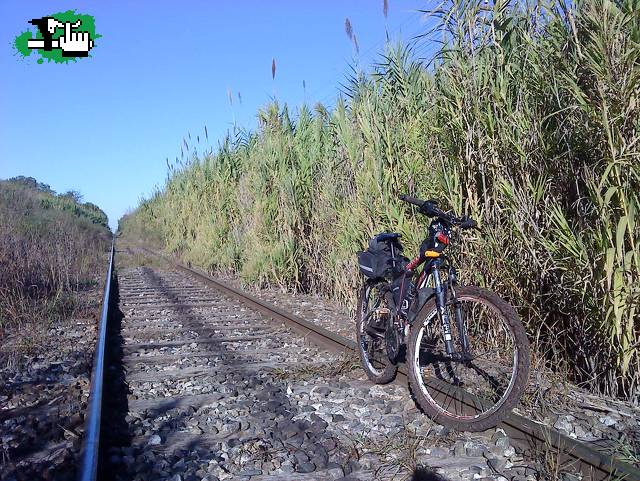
[407,286,530,431]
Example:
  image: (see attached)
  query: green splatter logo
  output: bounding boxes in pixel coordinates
[13,10,100,64]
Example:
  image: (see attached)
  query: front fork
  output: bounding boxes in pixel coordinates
[432,265,469,357]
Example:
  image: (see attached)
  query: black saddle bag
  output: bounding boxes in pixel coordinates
[357,234,406,280]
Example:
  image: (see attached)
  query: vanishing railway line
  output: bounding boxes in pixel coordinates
[75,244,640,481]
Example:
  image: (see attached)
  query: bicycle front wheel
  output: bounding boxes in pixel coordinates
[407,286,530,431]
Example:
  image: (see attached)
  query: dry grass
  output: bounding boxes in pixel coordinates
[341,424,443,480]
[0,177,110,361]
[531,429,583,481]
[271,351,359,381]
[115,243,169,270]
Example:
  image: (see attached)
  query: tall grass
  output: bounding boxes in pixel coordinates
[120,0,639,401]
[0,178,111,332]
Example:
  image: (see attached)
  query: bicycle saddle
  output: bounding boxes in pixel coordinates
[375,232,401,242]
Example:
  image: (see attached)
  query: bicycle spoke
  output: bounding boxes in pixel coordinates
[415,293,520,421]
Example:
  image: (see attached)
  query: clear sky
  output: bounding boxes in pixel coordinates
[1,1,431,230]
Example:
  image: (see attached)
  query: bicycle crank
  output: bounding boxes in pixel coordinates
[385,323,404,363]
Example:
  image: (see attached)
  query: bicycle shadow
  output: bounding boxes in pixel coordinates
[412,467,446,480]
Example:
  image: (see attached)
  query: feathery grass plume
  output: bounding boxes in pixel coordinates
[227,88,233,106]
[204,125,208,141]
[383,0,390,41]
[353,34,360,54]
[238,91,242,104]
[345,17,353,40]
[271,58,276,80]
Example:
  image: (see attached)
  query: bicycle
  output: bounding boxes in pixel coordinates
[356,194,530,431]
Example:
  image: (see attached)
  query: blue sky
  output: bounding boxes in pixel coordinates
[0,1,432,230]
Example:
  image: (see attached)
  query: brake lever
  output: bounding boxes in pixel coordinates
[459,217,478,230]
[419,201,441,217]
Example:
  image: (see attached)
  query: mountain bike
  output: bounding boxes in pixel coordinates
[356,194,530,431]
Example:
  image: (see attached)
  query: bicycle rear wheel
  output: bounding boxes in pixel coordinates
[407,286,529,431]
[356,282,398,384]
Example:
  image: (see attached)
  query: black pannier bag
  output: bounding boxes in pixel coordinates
[357,233,406,280]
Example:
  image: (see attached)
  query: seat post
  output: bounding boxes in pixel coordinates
[390,242,396,269]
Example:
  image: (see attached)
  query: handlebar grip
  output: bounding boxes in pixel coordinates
[398,194,425,208]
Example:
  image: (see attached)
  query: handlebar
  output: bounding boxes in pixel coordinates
[398,194,440,217]
[398,194,477,229]
[397,194,424,208]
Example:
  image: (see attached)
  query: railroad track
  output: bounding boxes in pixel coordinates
[77,245,640,481]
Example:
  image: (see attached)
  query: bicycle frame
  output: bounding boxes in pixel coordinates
[357,196,529,431]
[409,255,470,358]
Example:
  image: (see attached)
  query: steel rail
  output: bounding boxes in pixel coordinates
[78,239,115,481]
[143,246,640,481]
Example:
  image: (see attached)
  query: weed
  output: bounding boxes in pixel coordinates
[0,177,110,359]
[342,424,441,480]
[271,351,359,381]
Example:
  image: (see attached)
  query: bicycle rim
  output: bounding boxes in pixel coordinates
[412,293,520,421]
[359,284,392,376]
